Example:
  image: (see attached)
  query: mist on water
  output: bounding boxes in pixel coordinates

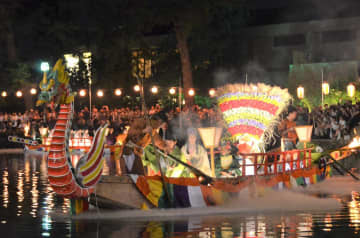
[69,174,360,221]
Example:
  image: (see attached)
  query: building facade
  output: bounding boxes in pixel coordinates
[238,16,360,86]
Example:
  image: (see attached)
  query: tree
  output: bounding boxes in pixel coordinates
[0,0,20,63]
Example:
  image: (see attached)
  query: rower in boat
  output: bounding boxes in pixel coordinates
[117,111,179,176]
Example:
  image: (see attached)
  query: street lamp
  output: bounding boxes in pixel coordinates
[297,86,304,99]
[40,62,49,85]
[82,52,92,119]
[64,54,79,70]
[347,83,356,98]
[114,88,122,96]
[197,127,222,177]
[1,91,7,98]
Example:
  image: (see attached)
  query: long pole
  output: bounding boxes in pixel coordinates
[137,77,172,207]
[321,68,324,108]
[210,146,215,177]
[89,79,92,119]
[179,76,182,130]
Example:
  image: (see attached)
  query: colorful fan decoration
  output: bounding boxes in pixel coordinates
[217,83,292,153]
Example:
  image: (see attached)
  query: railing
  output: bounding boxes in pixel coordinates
[237,149,312,176]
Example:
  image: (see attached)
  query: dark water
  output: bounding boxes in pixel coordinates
[1,153,360,237]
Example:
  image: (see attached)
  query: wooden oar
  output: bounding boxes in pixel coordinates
[126,141,213,185]
[320,146,360,181]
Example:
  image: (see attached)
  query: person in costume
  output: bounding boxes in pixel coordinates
[278,106,298,151]
[177,127,212,177]
[215,141,241,177]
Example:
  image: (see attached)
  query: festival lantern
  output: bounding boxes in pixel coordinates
[297,86,304,99]
[1,91,7,97]
[134,85,140,92]
[96,90,104,98]
[16,90,23,98]
[151,86,158,94]
[30,88,37,95]
[79,89,86,97]
[295,125,313,149]
[39,127,48,144]
[169,87,176,95]
[114,88,122,96]
[347,83,356,98]
[322,82,330,95]
[24,124,30,137]
[198,127,223,177]
[209,88,216,97]
[188,88,195,97]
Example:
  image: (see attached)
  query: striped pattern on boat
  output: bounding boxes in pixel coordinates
[46,103,107,198]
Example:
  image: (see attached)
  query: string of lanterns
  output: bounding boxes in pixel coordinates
[78,86,217,98]
[297,82,356,99]
[1,86,217,99]
[0,88,38,98]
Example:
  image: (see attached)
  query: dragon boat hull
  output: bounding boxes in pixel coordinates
[91,148,359,210]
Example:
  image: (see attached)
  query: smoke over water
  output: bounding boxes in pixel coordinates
[68,175,360,221]
[213,62,272,89]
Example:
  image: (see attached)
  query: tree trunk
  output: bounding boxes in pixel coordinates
[175,24,194,106]
[6,22,17,63]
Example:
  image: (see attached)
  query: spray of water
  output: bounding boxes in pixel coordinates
[70,181,349,222]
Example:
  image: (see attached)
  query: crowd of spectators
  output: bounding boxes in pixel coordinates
[0,100,359,149]
[0,104,220,148]
[295,101,360,143]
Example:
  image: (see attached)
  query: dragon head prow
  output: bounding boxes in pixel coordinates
[36,58,75,108]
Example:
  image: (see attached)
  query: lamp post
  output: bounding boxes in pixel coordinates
[40,62,49,122]
[197,127,222,177]
[321,69,324,107]
[40,62,49,85]
[82,52,92,119]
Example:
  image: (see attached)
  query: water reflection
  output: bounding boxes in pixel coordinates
[2,169,9,208]
[0,152,360,237]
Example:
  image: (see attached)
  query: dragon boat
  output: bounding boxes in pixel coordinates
[33,59,360,213]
